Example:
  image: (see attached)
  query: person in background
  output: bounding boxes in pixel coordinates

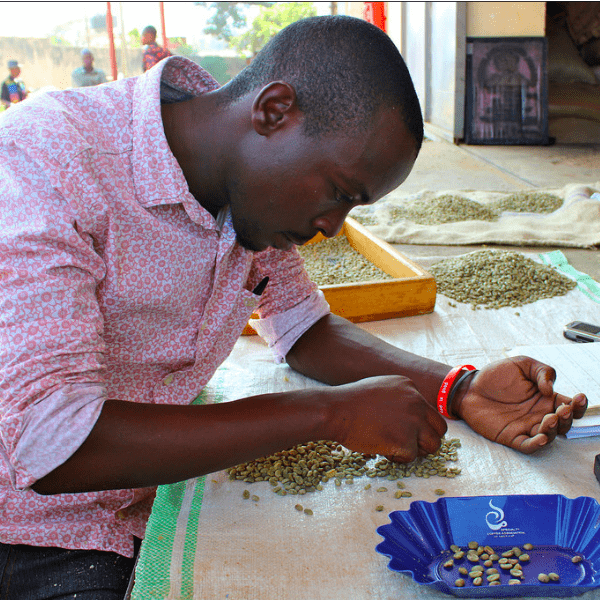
[1,60,27,109]
[71,49,107,88]
[141,24,172,72]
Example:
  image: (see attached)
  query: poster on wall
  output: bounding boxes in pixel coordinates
[465,37,549,145]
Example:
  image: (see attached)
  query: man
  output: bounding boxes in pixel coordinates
[0,16,587,599]
[141,24,172,72]
[1,60,27,108]
[71,49,107,88]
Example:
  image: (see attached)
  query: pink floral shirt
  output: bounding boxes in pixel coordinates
[0,57,329,557]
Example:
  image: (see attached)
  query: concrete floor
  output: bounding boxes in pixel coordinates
[390,139,600,282]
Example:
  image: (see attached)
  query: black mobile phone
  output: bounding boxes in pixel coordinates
[563,321,600,343]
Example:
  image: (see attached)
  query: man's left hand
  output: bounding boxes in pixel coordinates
[453,356,588,454]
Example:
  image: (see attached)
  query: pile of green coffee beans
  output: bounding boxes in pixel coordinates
[227,438,461,498]
[489,191,563,214]
[350,191,563,227]
[429,250,577,309]
[388,195,499,225]
[297,236,393,285]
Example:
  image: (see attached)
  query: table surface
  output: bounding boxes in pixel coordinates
[131,251,600,600]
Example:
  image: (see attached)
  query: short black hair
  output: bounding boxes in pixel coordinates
[224,15,423,148]
[142,25,157,37]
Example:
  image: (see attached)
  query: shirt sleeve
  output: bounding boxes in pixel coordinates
[0,142,109,489]
[248,247,331,363]
[249,289,330,363]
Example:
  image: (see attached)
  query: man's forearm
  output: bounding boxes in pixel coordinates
[32,389,332,495]
[286,314,451,407]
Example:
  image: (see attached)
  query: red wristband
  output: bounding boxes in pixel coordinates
[437,365,476,419]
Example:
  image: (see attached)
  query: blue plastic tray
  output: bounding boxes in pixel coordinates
[376,494,600,597]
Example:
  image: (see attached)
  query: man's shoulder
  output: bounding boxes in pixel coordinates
[1,80,137,161]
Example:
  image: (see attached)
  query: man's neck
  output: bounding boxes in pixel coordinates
[161,91,238,218]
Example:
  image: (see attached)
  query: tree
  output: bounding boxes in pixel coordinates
[230,2,317,57]
[128,28,141,48]
[196,2,273,43]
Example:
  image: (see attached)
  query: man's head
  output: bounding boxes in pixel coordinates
[217,16,422,252]
[224,15,423,146]
[7,60,20,79]
[141,25,157,46]
[81,49,94,71]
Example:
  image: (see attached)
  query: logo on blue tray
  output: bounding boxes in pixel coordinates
[485,499,508,531]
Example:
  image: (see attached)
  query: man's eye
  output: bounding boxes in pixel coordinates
[335,189,354,204]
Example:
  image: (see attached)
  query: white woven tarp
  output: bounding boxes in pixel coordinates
[350,183,600,247]
[133,251,600,600]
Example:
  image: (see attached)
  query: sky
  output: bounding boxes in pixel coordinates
[0,2,214,43]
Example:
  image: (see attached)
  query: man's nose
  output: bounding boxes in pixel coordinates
[312,208,349,239]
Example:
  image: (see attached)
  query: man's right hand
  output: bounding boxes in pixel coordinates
[324,375,448,462]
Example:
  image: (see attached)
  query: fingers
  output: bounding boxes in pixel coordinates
[559,392,588,420]
[508,413,558,453]
[551,392,588,433]
[532,363,556,397]
[512,396,587,453]
[384,409,446,463]
[428,405,449,437]
[513,432,549,455]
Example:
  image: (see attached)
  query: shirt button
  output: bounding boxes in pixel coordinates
[116,510,127,519]
[163,374,175,386]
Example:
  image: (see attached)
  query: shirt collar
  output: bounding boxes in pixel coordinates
[132,56,221,230]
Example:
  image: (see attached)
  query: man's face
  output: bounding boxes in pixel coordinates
[228,107,418,252]
[83,54,93,70]
[9,67,20,79]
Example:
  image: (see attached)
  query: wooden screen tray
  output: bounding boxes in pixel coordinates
[242,217,436,335]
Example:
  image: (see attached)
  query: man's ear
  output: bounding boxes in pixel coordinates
[251,81,302,136]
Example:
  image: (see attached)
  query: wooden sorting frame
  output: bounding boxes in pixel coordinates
[242,217,436,335]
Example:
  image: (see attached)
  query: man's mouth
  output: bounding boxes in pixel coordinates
[272,232,315,251]
[284,232,313,246]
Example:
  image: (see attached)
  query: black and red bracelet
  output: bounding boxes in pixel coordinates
[437,365,477,419]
